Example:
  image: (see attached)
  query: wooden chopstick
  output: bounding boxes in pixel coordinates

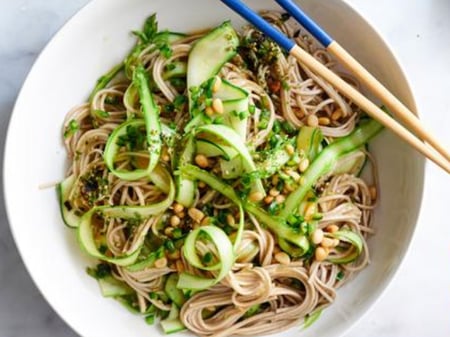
[220,0,450,173]
[275,0,450,164]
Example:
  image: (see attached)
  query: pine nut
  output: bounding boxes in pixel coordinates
[326,224,339,233]
[168,250,180,260]
[154,257,168,268]
[274,252,291,265]
[188,208,205,223]
[264,196,274,204]
[198,181,206,188]
[307,114,319,127]
[249,191,264,202]
[311,228,324,244]
[299,176,306,186]
[200,216,210,226]
[304,202,316,221]
[170,215,181,227]
[286,169,301,182]
[275,195,285,203]
[331,109,343,121]
[195,154,209,168]
[226,214,235,226]
[205,106,214,116]
[173,203,184,214]
[331,239,340,247]
[164,227,174,236]
[318,117,331,126]
[212,98,224,114]
[284,183,295,192]
[285,144,295,155]
[321,237,335,248]
[298,158,310,173]
[212,76,222,93]
[269,188,280,197]
[315,247,328,261]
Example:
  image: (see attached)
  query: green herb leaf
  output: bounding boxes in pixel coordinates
[93,109,110,118]
[143,14,158,42]
[64,119,80,138]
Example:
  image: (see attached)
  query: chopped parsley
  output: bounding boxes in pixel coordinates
[93,109,110,118]
[63,119,80,138]
[87,262,111,279]
[116,124,146,150]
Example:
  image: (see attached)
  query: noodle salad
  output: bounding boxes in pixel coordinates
[59,12,382,337]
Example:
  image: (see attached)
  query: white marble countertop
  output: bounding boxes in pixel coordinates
[0,0,449,336]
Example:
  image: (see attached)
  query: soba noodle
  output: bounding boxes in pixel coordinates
[61,12,379,337]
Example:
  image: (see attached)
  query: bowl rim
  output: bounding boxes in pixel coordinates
[2,0,426,336]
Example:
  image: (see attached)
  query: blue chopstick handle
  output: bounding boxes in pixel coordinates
[275,0,333,47]
[220,0,296,52]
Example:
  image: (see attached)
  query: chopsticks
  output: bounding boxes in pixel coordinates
[220,0,450,174]
[274,0,450,163]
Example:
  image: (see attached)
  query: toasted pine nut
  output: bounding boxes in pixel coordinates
[307,114,319,127]
[212,76,222,93]
[274,252,291,265]
[195,154,209,168]
[269,188,280,197]
[275,195,285,203]
[318,117,331,126]
[249,191,264,202]
[285,144,295,155]
[205,106,214,116]
[331,109,343,121]
[188,208,205,223]
[226,214,235,226]
[154,257,168,268]
[304,203,316,221]
[264,196,274,204]
[298,158,310,173]
[173,203,184,214]
[311,229,324,245]
[164,227,174,236]
[326,224,339,233]
[168,250,180,260]
[170,215,181,227]
[321,237,335,248]
[212,98,224,114]
[200,216,210,226]
[315,247,328,261]
[299,176,306,186]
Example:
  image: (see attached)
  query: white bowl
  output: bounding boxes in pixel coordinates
[3,0,425,336]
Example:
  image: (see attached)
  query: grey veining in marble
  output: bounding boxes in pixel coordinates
[0,1,449,337]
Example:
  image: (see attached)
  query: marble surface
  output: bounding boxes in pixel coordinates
[0,0,449,336]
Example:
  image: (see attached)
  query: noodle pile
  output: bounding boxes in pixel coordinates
[62,12,378,337]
